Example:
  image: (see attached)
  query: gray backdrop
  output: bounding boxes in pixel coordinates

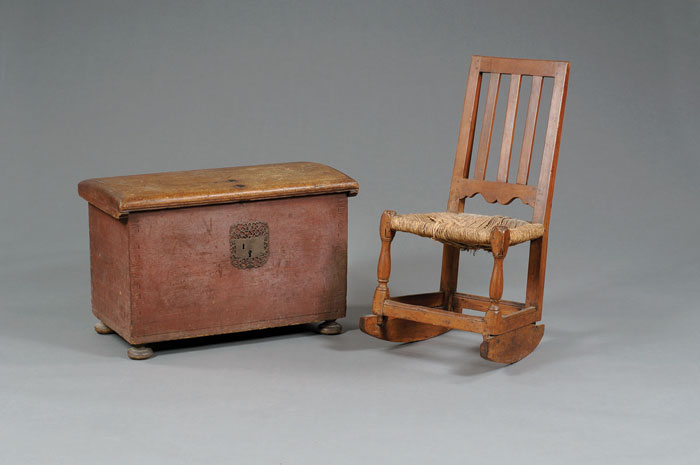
[1,1,698,463]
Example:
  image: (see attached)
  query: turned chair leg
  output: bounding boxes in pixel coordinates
[487,226,510,317]
[372,210,396,325]
[360,209,451,343]
[481,226,544,364]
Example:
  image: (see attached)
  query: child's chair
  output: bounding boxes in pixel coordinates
[360,55,570,364]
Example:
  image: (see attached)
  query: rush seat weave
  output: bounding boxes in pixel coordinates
[391,212,544,250]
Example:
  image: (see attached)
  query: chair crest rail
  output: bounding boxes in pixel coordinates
[475,55,568,78]
[450,178,537,208]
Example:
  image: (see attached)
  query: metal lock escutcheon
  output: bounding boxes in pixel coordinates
[229,221,269,269]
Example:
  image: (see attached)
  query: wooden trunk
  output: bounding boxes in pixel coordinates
[79,162,358,349]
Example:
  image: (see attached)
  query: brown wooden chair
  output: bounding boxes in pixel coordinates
[360,55,570,364]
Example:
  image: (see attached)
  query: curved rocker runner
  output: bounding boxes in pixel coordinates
[360,55,570,364]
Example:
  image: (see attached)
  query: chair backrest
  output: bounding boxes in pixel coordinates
[447,56,569,226]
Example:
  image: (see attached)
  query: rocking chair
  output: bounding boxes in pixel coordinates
[360,55,570,364]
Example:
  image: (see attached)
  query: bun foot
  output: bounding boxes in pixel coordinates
[317,320,343,335]
[480,324,544,364]
[94,321,114,335]
[127,345,153,360]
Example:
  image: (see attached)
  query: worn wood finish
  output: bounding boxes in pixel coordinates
[89,205,131,335]
[452,292,524,315]
[497,74,522,182]
[483,305,539,335]
[473,72,501,180]
[452,178,537,207]
[525,238,544,312]
[533,66,569,223]
[526,63,569,316]
[360,55,569,364]
[378,291,537,336]
[390,292,445,307]
[450,57,484,185]
[89,194,348,345]
[82,164,357,358]
[367,213,455,337]
[79,162,359,219]
[491,306,538,334]
[488,226,510,312]
[477,56,561,77]
[359,315,450,343]
[517,76,544,185]
[380,300,485,333]
[480,324,544,364]
[439,244,461,310]
[439,57,483,308]
[372,210,396,322]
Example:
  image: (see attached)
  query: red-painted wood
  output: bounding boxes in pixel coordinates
[89,205,131,335]
[89,194,349,345]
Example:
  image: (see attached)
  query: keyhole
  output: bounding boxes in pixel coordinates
[242,243,245,249]
[248,250,252,257]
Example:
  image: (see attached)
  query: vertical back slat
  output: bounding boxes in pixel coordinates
[497,74,522,182]
[516,76,543,184]
[473,72,501,180]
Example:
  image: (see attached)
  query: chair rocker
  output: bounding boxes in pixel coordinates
[360,55,570,364]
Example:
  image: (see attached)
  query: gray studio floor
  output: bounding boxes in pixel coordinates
[2,246,698,464]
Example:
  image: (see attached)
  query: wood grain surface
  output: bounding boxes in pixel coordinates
[359,315,450,343]
[79,162,359,219]
[480,324,545,364]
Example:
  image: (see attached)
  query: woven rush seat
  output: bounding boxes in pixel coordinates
[391,212,544,250]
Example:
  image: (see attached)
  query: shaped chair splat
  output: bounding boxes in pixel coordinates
[360,55,570,364]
